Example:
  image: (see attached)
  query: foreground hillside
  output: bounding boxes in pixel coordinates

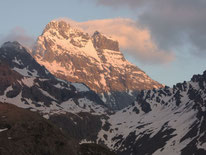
[0,102,77,155]
[0,103,116,155]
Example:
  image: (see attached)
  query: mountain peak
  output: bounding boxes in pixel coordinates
[92,31,119,51]
[1,41,23,50]
[35,21,163,93]
[0,42,53,78]
[33,19,163,109]
[43,20,71,34]
[38,19,90,51]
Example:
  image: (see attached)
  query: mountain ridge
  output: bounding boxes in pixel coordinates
[0,41,109,118]
[0,41,205,155]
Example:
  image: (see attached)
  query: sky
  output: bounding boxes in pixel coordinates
[0,0,205,86]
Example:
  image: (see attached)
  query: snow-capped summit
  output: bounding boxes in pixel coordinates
[32,19,163,109]
[42,20,71,34]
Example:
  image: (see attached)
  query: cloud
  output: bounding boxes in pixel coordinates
[93,0,146,9]
[63,18,174,64]
[92,0,206,57]
[0,27,35,49]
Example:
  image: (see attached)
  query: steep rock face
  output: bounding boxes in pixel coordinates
[92,31,119,51]
[96,71,206,155]
[33,20,163,109]
[0,62,22,96]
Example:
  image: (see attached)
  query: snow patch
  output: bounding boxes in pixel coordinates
[0,128,8,133]
[72,83,89,92]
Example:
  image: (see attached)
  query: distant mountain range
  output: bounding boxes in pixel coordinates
[0,19,205,155]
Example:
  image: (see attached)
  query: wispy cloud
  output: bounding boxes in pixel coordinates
[0,27,35,49]
[62,18,175,64]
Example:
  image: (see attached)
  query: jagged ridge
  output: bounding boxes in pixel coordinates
[96,71,206,155]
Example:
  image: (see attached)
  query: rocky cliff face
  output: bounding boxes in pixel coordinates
[92,31,119,51]
[32,20,163,109]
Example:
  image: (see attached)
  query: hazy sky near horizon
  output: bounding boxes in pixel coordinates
[0,0,205,86]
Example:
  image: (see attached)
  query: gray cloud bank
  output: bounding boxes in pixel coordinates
[93,0,206,57]
[0,27,35,49]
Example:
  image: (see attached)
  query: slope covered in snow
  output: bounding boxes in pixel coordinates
[0,42,109,119]
[32,19,163,109]
[96,71,206,155]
